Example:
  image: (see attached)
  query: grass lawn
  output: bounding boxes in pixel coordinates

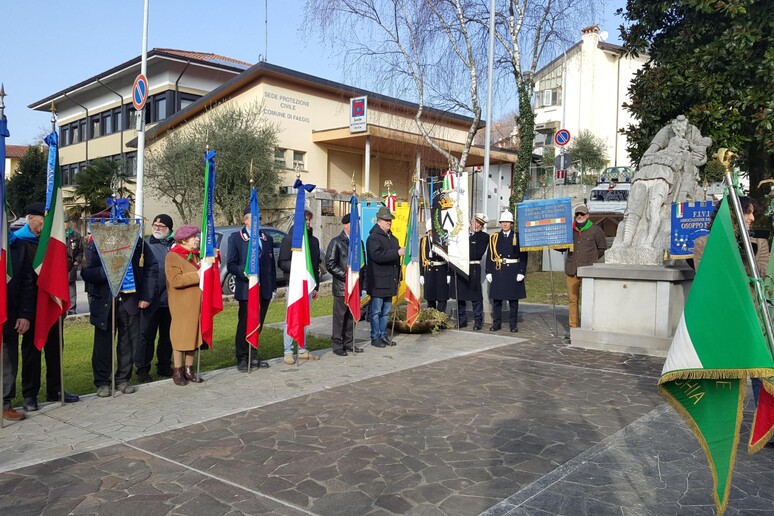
[8,273,565,407]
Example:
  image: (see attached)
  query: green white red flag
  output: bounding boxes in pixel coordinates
[403,180,421,327]
[33,131,69,351]
[659,197,774,515]
[199,150,222,346]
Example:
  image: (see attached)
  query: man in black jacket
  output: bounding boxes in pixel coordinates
[278,209,321,364]
[227,206,277,371]
[82,234,157,397]
[135,214,175,383]
[366,206,405,347]
[326,213,364,357]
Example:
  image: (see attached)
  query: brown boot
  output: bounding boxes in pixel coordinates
[184,366,204,383]
[172,367,189,386]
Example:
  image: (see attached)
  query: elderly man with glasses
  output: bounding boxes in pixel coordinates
[564,205,607,335]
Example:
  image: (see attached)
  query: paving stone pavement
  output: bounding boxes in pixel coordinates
[1,304,774,515]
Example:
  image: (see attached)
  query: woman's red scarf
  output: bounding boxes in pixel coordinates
[170,244,201,269]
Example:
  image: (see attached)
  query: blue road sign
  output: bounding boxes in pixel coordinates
[554,128,571,147]
[132,74,148,111]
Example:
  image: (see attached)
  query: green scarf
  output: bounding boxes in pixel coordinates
[574,219,592,233]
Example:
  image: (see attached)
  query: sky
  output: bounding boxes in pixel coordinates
[1,0,627,145]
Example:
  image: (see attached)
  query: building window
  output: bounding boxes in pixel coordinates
[89,115,101,139]
[125,107,136,130]
[60,125,69,146]
[179,93,199,111]
[102,111,113,136]
[125,152,137,177]
[113,107,123,133]
[79,120,86,142]
[292,150,306,170]
[154,96,167,121]
[71,122,80,144]
[274,148,287,168]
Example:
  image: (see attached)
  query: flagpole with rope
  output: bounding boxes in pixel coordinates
[719,148,774,357]
[349,174,358,356]
[0,85,8,428]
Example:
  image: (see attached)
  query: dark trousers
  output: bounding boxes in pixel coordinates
[492,299,519,330]
[92,300,138,387]
[427,300,447,313]
[2,329,19,409]
[235,299,271,361]
[20,323,62,400]
[137,306,173,375]
[458,300,483,325]
[331,295,354,352]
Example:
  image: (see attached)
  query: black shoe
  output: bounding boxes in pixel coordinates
[250,357,270,369]
[490,325,501,332]
[157,367,173,378]
[458,322,468,329]
[510,327,519,333]
[473,323,482,331]
[136,371,153,384]
[381,336,397,346]
[23,398,38,412]
[352,346,364,353]
[371,339,386,348]
[46,392,80,403]
[237,359,248,372]
[333,349,348,357]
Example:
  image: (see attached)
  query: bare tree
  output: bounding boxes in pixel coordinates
[305,0,486,173]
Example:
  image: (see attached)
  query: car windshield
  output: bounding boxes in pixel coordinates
[591,189,629,202]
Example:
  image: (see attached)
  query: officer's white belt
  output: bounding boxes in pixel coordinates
[428,261,445,266]
[469,260,481,264]
[501,258,520,264]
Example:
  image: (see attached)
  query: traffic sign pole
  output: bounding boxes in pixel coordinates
[135,0,150,223]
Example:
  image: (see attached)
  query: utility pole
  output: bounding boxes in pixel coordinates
[135,0,150,222]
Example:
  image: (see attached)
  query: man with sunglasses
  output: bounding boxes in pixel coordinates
[564,205,606,336]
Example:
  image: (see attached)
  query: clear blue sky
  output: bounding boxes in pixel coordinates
[1,0,627,145]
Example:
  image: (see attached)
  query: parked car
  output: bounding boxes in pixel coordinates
[215,225,288,295]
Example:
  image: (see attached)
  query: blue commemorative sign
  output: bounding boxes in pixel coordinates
[517,197,574,251]
[670,201,716,258]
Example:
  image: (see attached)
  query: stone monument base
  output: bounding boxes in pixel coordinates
[569,263,694,357]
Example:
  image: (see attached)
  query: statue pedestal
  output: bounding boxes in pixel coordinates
[570,263,694,357]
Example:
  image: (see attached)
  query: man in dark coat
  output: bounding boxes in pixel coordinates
[8,202,80,413]
[136,214,175,383]
[366,206,405,347]
[65,216,83,315]
[228,206,277,371]
[82,234,157,397]
[486,211,528,332]
[278,208,321,364]
[452,213,489,330]
[2,208,38,421]
[564,204,606,330]
[326,213,364,356]
[420,220,449,313]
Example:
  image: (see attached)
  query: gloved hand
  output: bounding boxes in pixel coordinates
[420,276,425,285]
[517,274,525,282]
[486,274,492,283]
[446,275,451,284]
[361,290,366,297]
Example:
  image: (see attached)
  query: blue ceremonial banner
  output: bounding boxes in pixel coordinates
[670,201,715,258]
[517,197,573,251]
[360,202,380,264]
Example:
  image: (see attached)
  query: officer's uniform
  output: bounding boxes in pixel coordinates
[420,227,449,313]
[486,212,528,332]
[452,213,489,329]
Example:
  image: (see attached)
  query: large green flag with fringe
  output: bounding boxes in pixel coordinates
[659,198,774,515]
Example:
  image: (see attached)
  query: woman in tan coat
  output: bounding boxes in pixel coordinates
[165,225,204,386]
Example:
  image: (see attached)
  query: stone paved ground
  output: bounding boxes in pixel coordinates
[1,304,774,515]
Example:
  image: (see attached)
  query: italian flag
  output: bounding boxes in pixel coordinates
[442,170,455,191]
[199,150,223,346]
[659,198,774,515]
[286,179,316,349]
[245,187,261,349]
[0,113,9,351]
[403,182,421,327]
[33,131,70,351]
[345,195,362,320]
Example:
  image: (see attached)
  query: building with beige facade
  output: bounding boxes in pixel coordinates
[533,25,649,170]
[4,144,33,179]
[31,51,517,227]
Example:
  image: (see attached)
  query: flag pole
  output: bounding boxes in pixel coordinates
[111,297,116,398]
[720,150,774,358]
[50,104,66,406]
[0,85,6,428]
[247,169,254,374]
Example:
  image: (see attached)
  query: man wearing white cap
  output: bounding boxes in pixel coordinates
[420,220,449,313]
[451,213,489,330]
[486,211,528,332]
[564,204,606,332]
